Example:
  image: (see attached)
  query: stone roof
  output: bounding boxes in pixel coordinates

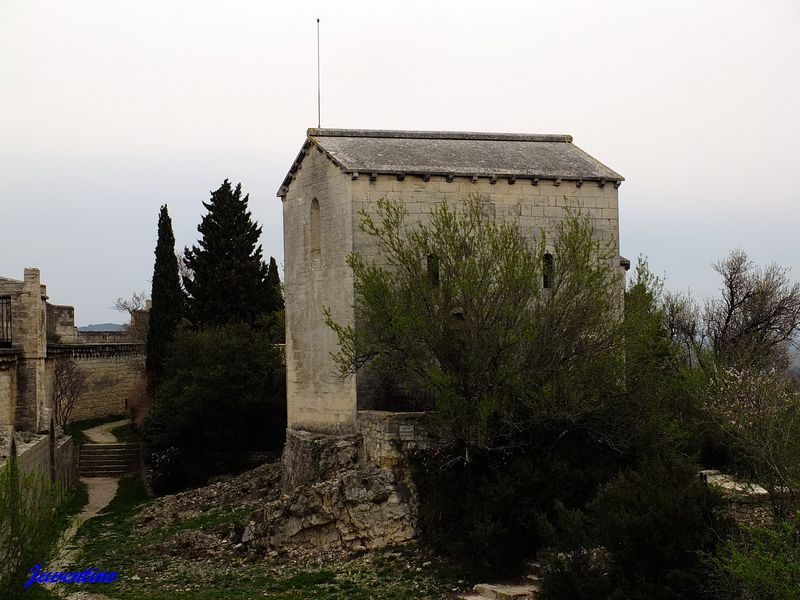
[278,128,623,196]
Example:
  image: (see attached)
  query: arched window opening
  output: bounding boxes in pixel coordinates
[310,198,321,257]
[543,253,554,289]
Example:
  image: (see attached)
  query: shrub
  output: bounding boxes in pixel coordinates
[144,323,285,492]
[540,456,724,600]
[0,457,61,596]
[412,424,624,577]
[713,513,800,600]
[326,197,623,451]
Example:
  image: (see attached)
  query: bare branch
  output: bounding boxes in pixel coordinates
[52,356,88,429]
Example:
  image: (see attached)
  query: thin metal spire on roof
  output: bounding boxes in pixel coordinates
[316,18,321,128]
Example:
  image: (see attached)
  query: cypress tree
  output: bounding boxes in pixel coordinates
[146,205,184,388]
[183,179,277,326]
[265,256,284,314]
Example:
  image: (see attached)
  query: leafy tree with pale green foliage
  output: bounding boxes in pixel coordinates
[327,202,728,587]
[326,195,622,453]
[714,512,800,600]
[146,205,183,389]
[183,180,281,326]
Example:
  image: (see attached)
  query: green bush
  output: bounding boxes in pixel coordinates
[714,513,800,600]
[144,323,285,493]
[412,424,624,577]
[541,456,725,600]
[0,457,61,596]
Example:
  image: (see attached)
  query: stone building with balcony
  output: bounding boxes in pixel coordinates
[0,268,145,436]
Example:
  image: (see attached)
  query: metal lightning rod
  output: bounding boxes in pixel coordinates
[316,18,321,128]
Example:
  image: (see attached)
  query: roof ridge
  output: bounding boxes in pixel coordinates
[307,128,572,143]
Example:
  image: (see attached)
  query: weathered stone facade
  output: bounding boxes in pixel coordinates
[278,128,625,438]
[47,344,144,421]
[274,427,417,552]
[0,352,17,430]
[0,431,77,495]
[1,269,50,432]
[357,410,436,471]
[0,268,145,434]
[46,303,79,343]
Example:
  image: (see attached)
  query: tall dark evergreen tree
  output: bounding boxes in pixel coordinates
[183,179,278,326]
[265,256,284,314]
[146,205,184,388]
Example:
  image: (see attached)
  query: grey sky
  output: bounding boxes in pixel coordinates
[1,0,798,325]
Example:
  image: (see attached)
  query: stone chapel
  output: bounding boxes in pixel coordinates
[278,128,625,440]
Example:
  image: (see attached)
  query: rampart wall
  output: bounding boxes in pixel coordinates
[0,433,76,495]
[47,344,145,422]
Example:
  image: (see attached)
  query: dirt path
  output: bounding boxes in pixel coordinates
[36,420,133,597]
[82,418,131,444]
[43,476,121,598]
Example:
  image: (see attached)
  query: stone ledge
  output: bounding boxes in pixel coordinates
[47,343,145,359]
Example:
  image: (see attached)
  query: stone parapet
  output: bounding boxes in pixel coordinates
[47,342,145,358]
[357,410,437,471]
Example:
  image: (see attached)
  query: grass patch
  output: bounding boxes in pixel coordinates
[66,413,128,445]
[66,472,463,599]
[110,422,139,443]
[16,480,89,599]
[18,584,61,599]
[74,474,149,558]
[173,507,246,532]
[56,479,89,524]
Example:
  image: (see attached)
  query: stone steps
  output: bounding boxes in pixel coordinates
[79,443,140,477]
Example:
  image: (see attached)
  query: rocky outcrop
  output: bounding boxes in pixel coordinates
[137,432,418,558]
[261,427,417,553]
[700,470,775,528]
[246,462,416,553]
[279,429,361,492]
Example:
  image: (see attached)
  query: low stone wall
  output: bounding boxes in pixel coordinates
[48,343,145,421]
[54,435,76,491]
[1,433,77,495]
[15,434,50,476]
[357,410,437,471]
[701,470,775,528]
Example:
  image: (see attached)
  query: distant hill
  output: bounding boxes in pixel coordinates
[78,323,126,332]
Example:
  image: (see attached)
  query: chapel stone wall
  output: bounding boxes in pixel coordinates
[283,150,358,434]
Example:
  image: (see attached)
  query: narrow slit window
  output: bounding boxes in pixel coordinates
[310,198,321,256]
[543,253,554,289]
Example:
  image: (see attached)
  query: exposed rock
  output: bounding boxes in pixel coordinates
[248,462,416,553]
[279,428,360,492]
[134,461,282,530]
[700,470,775,528]
[135,439,417,561]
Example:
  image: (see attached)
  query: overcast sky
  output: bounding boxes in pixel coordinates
[1,0,798,325]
